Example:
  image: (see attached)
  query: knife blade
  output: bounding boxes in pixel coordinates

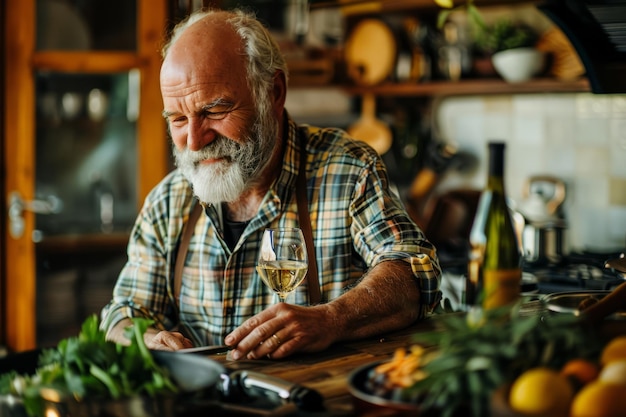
[179,345,231,355]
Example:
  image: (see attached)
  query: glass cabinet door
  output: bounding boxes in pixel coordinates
[37,0,137,51]
[3,0,168,351]
[34,0,140,239]
[35,72,139,237]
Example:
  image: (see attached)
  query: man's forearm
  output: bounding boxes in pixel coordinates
[326,260,423,341]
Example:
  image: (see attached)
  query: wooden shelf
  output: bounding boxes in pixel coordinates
[291,77,590,96]
[36,233,130,254]
[341,77,590,96]
[311,0,540,13]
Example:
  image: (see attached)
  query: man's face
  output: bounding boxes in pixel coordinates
[172,99,277,204]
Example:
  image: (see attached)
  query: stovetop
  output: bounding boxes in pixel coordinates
[525,251,625,294]
[439,250,625,310]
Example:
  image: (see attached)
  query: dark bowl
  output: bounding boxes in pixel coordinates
[490,384,528,417]
[347,361,421,416]
[0,394,28,417]
[542,290,626,319]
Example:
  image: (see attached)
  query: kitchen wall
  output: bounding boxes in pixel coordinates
[435,93,626,253]
[287,90,626,253]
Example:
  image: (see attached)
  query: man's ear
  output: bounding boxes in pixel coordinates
[271,70,287,119]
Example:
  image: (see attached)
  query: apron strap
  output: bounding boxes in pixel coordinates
[297,133,321,305]
[174,199,203,307]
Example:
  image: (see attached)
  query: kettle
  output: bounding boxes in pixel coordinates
[518,175,568,265]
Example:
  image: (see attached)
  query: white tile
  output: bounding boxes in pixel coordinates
[543,94,578,116]
[452,114,485,144]
[545,117,576,147]
[611,95,626,116]
[574,118,609,145]
[609,119,626,177]
[607,207,626,249]
[609,177,626,206]
[513,116,544,145]
[543,146,576,176]
[512,94,544,115]
[572,176,609,207]
[483,114,512,139]
[569,205,611,252]
[574,147,610,176]
[576,94,612,119]
[484,95,513,114]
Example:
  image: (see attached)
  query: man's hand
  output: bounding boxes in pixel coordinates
[224,303,339,360]
[106,318,194,351]
[146,330,194,351]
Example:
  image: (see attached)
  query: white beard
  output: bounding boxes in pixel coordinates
[184,157,246,204]
[173,106,278,205]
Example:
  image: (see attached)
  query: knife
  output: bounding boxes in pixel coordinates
[229,369,325,412]
[179,345,231,355]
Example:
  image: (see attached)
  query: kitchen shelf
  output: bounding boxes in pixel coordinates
[291,77,590,96]
[36,233,130,254]
[340,77,590,96]
[311,0,539,12]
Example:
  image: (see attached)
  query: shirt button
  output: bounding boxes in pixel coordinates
[225,307,234,315]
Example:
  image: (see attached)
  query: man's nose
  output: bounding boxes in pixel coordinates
[187,118,216,151]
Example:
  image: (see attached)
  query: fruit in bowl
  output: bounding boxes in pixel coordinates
[349,305,602,417]
[493,335,626,417]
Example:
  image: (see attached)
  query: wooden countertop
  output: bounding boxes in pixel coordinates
[204,301,626,416]
[208,319,438,416]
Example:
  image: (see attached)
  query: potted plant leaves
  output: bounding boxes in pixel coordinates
[475,19,544,82]
[434,0,545,82]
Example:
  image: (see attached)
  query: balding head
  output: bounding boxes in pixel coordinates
[161,12,248,99]
[162,9,288,106]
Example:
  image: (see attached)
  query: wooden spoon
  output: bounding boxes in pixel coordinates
[347,93,392,155]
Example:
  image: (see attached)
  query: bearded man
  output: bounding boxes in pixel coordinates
[101,9,441,361]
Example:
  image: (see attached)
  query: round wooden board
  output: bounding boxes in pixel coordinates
[344,19,397,86]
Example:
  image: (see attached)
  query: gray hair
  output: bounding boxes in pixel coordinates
[162,9,289,109]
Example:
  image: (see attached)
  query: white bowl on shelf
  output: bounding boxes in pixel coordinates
[491,47,546,83]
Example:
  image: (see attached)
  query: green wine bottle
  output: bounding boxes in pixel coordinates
[466,142,522,309]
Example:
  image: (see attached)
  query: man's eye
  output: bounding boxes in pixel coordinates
[204,110,229,120]
[170,117,187,126]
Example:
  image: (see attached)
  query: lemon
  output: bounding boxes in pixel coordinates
[601,336,626,366]
[509,367,573,416]
[599,360,626,385]
[433,0,454,8]
[570,381,626,417]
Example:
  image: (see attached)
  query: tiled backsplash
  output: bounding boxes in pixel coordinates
[435,93,626,252]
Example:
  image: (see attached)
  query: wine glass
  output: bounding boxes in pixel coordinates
[257,228,308,302]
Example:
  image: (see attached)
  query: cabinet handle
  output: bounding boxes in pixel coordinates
[7,191,62,239]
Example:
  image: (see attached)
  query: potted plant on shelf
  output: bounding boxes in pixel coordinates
[476,19,544,83]
[435,0,545,82]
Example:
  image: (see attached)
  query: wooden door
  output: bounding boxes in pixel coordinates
[2,0,169,352]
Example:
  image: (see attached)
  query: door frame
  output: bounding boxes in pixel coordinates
[2,0,169,351]
[1,0,7,349]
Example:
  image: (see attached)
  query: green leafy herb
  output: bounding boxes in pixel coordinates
[0,315,178,417]
[406,305,601,417]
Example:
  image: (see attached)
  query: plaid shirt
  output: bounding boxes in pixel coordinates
[101,116,441,345]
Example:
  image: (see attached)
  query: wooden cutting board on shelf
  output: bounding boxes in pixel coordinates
[344,18,396,155]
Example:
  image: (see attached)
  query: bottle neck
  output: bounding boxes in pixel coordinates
[487,142,506,194]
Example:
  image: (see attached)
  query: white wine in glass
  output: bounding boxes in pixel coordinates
[257,228,308,302]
